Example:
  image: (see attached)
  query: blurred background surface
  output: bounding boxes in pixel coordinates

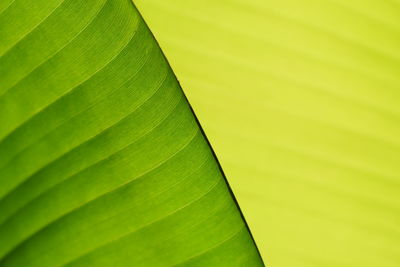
[135,0,400,266]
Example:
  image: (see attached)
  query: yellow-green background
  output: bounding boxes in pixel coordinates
[135,0,400,266]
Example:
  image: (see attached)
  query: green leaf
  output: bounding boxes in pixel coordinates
[0,0,263,266]
[134,0,400,266]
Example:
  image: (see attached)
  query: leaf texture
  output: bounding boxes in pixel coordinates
[0,0,263,266]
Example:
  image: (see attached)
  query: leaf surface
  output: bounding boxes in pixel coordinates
[0,0,263,266]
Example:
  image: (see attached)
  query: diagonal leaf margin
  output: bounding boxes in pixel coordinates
[0,0,264,266]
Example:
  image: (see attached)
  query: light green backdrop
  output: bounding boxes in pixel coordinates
[135,0,400,266]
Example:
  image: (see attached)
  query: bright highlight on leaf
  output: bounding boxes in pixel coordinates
[0,0,263,266]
